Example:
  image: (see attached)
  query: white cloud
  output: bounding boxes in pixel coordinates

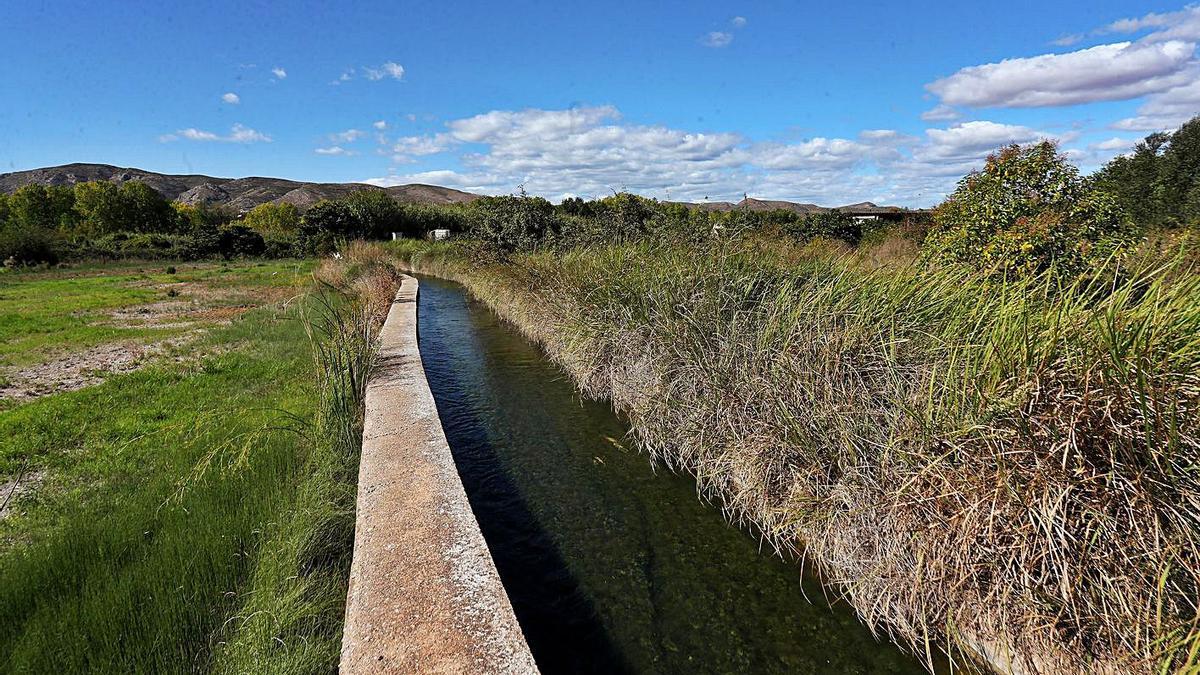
[731,16,747,28]
[920,104,961,121]
[1103,5,1200,42]
[391,134,453,162]
[364,61,405,81]
[701,31,733,48]
[928,40,1196,107]
[329,128,365,143]
[373,120,388,130]
[163,123,271,143]
[1052,34,1083,47]
[356,106,1088,207]
[1113,74,1200,130]
[272,67,287,79]
[919,121,1044,160]
[1093,136,1137,151]
[315,146,357,156]
[221,92,240,104]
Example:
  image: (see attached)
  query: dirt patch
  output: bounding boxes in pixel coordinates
[0,469,46,520]
[0,335,197,401]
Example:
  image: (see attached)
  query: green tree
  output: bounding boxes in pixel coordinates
[8,184,75,233]
[1094,132,1169,227]
[343,190,401,239]
[117,181,173,233]
[72,181,125,237]
[926,141,1136,277]
[1156,117,1200,225]
[297,200,362,254]
[469,192,559,253]
[242,201,300,237]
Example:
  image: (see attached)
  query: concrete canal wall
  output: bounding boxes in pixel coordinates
[340,275,538,674]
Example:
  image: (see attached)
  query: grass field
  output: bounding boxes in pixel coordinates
[0,258,381,673]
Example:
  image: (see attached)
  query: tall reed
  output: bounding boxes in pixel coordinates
[389,236,1200,674]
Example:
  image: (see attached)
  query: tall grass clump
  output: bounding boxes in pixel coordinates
[211,243,400,672]
[390,236,1200,674]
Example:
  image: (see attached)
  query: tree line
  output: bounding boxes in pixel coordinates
[4,113,1200,270]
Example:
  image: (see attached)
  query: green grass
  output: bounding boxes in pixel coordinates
[389,235,1200,674]
[0,260,310,368]
[0,259,372,674]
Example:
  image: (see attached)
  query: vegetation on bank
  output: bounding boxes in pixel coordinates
[382,138,1200,673]
[0,256,400,673]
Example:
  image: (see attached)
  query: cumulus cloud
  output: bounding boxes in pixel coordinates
[373,120,388,130]
[357,105,1061,206]
[364,61,405,81]
[701,31,733,48]
[1103,5,1200,42]
[1113,75,1200,130]
[920,104,961,121]
[391,134,454,162]
[221,92,240,104]
[1093,137,1137,151]
[315,146,357,156]
[732,16,747,28]
[927,40,1195,107]
[272,67,287,79]
[161,123,271,143]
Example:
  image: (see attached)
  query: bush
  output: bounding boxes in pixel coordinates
[218,225,266,259]
[0,224,57,265]
[925,141,1137,277]
[468,192,559,253]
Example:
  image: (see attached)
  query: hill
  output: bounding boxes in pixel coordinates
[0,163,911,214]
[0,163,480,212]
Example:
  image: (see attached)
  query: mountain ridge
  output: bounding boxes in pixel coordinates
[0,163,913,214]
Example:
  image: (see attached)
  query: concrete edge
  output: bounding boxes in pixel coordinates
[340,274,539,674]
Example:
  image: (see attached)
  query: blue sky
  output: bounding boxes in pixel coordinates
[3,1,1198,206]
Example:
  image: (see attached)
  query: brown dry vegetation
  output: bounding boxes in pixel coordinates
[390,235,1200,675]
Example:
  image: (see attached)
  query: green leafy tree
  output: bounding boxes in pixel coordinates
[242,201,300,237]
[1093,132,1168,227]
[1156,117,1200,225]
[926,141,1136,277]
[9,184,76,233]
[343,190,401,239]
[117,181,173,233]
[297,200,362,254]
[72,181,125,237]
[469,192,559,253]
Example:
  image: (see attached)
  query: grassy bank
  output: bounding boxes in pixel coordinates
[389,235,1200,673]
[0,257,398,673]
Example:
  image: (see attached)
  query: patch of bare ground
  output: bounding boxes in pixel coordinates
[0,469,45,521]
[0,335,201,401]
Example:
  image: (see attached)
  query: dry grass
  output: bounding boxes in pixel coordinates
[390,236,1200,674]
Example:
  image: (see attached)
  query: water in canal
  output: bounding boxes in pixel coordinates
[416,275,927,674]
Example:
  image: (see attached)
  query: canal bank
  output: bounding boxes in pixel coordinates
[340,275,537,674]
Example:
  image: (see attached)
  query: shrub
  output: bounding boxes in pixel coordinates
[0,224,57,265]
[468,192,559,253]
[219,225,266,259]
[925,141,1137,277]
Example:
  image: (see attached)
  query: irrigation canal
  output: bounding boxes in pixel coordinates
[416,275,928,674]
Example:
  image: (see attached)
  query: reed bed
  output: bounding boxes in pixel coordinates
[390,236,1200,674]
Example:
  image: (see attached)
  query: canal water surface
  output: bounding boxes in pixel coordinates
[416,275,926,674]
